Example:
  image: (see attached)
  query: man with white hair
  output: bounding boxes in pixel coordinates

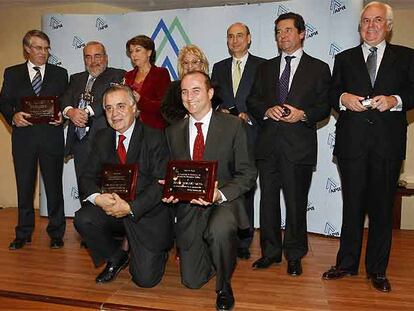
[322,1,414,292]
[74,84,172,286]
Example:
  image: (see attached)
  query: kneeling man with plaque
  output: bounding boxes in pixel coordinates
[74,84,172,287]
[163,71,257,311]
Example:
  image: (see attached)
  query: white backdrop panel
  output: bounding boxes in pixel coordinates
[40,0,363,236]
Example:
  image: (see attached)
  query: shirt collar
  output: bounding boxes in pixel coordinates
[117,120,136,140]
[281,47,303,60]
[27,60,46,71]
[189,108,213,128]
[233,52,249,65]
[363,40,386,52]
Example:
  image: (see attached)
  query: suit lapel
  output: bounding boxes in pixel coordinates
[353,45,373,88]
[22,63,35,95]
[224,58,234,97]
[203,113,222,161]
[273,56,281,102]
[375,44,396,89]
[40,64,52,96]
[288,53,309,100]
[236,54,252,99]
[126,122,141,164]
[181,118,191,160]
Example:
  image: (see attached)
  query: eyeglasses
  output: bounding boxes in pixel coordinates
[84,54,105,61]
[182,59,202,67]
[30,45,50,53]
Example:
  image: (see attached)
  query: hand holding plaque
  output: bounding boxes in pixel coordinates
[21,96,59,124]
[101,163,138,201]
[163,160,218,202]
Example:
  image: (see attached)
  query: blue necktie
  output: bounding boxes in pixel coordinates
[32,67,42,96]
[278,56,295,104]
[75,76,96,140]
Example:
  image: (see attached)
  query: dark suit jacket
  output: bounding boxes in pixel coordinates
[79,121,173,252]
[331,43,414,160]
[211,53,265,121]
[0,62,68,155]
[124,66,171,129]
[60,67,125,157]
[247,53,331,165]
[165,112,257,249]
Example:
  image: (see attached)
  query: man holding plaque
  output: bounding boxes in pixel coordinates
[0,30,68,250]
[60,41,125,187]
[322,2,414,293]
[246,13,331,276]
[163,71,257,311]
[74,84,172,287]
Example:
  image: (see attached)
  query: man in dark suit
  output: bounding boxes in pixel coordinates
[322,2,414,293]
[163,71,257,311]
[211,22,265,260]
[60,41,125,188]
[247,13,331,276]
[74,84,172,286]
[0,30,68,250]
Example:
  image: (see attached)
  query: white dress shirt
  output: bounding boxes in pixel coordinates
[27,61,45,82]
[279,48,303,90]
[339,40,402,111]
[232,52,249,79]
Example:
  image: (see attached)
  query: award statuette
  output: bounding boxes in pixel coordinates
[101,163,138,201]
[21,96,59,124]
[163,160,218,202]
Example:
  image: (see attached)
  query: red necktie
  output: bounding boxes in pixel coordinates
[193,122,204,161]
[117,134,127,164]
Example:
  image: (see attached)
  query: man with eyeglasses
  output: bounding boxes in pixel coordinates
[74,84,172,286]
[60,41,125,189]
[0,29,68,250]
[211,22,265,261]
[322,2,414,293]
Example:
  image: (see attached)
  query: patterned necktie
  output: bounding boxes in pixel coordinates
[76,76,96,140]
[278,56,295,104]
[32,66,42,96]
[117,134,127,164]
[366,46,378,87]
[193,122,204,161]
[232,60,242,96]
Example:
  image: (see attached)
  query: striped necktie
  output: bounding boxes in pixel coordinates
[32,66,42,96]
[278,56,295,104]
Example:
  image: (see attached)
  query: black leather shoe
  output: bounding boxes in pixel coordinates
[368,273,391,292]
[237,247,250,260]
[287,259,302,276]
[252,256,281,269]
[322,266,357,280]
[216,286,234,311]
[9,237,31,250]
[50,238,64,249]
[96,255,129,284]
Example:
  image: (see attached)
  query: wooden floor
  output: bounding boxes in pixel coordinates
[0,208,414,311]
